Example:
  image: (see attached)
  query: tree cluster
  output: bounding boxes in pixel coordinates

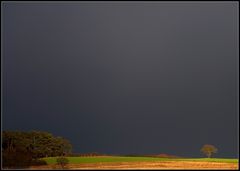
[2,130,72,168]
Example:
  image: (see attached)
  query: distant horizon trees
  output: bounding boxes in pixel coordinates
[200,144,218,158]
[2,130,72,168]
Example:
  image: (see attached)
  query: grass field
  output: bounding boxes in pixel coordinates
[42,156,238,164]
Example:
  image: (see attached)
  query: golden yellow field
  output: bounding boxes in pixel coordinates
[30,161,238,170]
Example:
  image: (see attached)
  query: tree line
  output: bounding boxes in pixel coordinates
[2,130,72,168]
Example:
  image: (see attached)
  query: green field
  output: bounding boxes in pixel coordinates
[42,156,238,165]
[174,158,239,163]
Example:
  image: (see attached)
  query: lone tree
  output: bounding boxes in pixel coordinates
[200,144,218,158]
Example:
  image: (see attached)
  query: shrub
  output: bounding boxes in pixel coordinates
[56,156,69,169]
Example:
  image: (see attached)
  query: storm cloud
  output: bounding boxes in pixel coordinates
[2,2,238,157]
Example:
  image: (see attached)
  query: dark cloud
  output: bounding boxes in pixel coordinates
[2,2,238,157]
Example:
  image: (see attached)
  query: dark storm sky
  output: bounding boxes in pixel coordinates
[2,2,239,158]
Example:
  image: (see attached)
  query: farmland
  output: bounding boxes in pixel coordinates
[28,156,239,170]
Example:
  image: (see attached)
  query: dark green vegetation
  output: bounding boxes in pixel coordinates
[2,130,72,168]
[42,156,238,164]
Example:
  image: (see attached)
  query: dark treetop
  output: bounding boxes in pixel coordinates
[2,2,238,158]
